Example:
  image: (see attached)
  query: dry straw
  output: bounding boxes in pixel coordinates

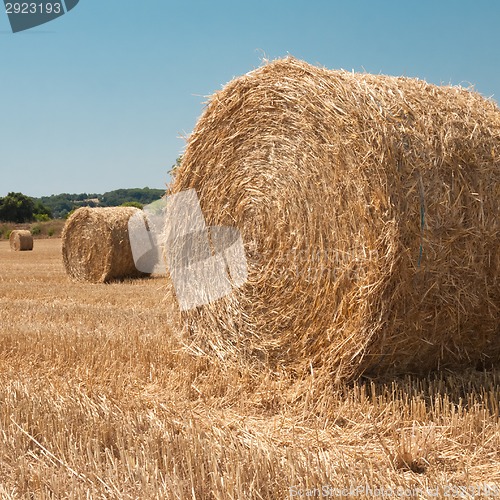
[9,230,33,251]
[168,57,500,381]
[62,207,147,283]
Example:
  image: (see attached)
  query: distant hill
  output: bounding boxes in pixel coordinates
[37,187,165,219]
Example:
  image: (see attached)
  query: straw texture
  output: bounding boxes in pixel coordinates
[62,207,147,283]
[168,58,500,380]
[9,230,33,251]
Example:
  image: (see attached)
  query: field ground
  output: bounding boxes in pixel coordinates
[1,239,500,499]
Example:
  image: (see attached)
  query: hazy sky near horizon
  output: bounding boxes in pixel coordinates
[1,0,499,198]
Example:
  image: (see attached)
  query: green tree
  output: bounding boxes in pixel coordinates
[101,188,164,207]
[33,200,53,219]
[0,192,35,222]
[39,194,75,218]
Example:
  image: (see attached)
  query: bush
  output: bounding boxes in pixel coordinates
[121,201,143,209]
[31,225,41,236]
[34,213,50,222]
[4,229,12,240]
[47,228,55,237]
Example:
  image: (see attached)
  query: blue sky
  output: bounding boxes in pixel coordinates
[1,0,499,197]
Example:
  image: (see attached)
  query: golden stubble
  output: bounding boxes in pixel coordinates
[0,239,499,498]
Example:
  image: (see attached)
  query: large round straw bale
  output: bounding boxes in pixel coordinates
[168,57,500,380]
[9,230,33,251]
[62,207,148,283]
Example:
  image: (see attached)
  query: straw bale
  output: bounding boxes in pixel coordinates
[167,57,500,380]
[9,230,33,251]
[62,207,148,283]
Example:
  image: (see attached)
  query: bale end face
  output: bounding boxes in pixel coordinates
[167,57,500,380]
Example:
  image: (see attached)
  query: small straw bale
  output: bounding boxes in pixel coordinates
[62,207,148,283]
[9,230,33,251]
[168,57,500,380]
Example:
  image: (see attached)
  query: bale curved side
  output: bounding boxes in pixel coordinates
[9,230,34,251]
[62,207,147,283]
[168,58,500,380]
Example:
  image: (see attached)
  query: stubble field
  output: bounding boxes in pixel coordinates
[1,239,500,499]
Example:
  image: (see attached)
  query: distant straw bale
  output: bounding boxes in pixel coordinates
[62,207,147,283]
[167,57,500,380]
[9,230,33,251]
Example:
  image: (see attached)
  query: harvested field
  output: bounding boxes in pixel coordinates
[0,239,499,498]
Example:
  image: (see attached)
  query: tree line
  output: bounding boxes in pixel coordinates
[0,187,165,222]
